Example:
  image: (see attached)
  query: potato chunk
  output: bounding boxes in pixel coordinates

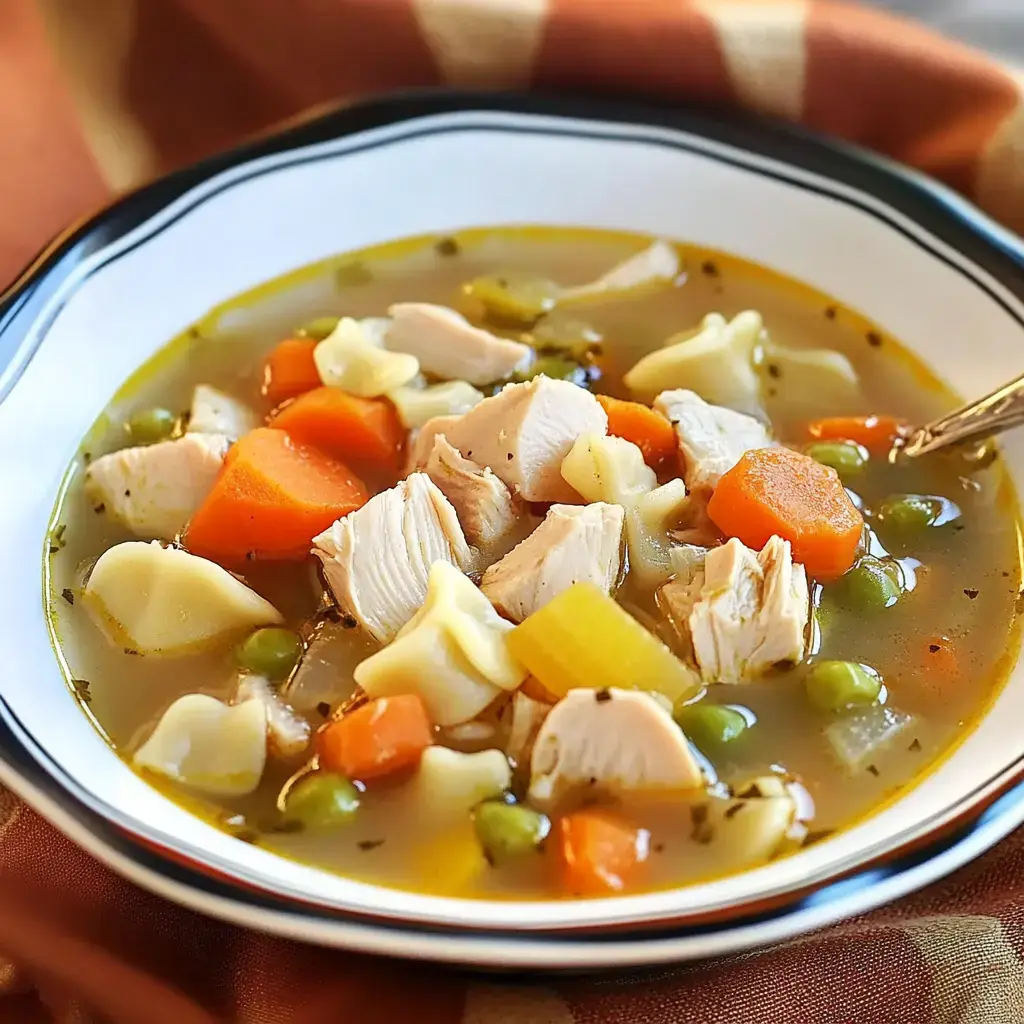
[84,541,283,655]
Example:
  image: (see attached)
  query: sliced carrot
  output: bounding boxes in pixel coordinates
[806,415,908,454]
[269,386,405,467]
[185,428,367,563]
[559,809,647,895]
[318,694,433,783]
[596,394,677,468]
[707,446,863,580]
[262,338,321,407]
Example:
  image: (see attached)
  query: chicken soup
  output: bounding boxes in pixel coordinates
[47,227,1022,899]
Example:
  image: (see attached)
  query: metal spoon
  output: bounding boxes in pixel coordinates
[893,372,1024,461]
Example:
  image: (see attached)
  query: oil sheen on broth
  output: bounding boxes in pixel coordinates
[47,227,1023,899]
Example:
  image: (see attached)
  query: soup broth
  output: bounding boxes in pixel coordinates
[47,227,1022,899]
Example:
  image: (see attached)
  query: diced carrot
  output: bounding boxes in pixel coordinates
[559,809,647,895]
[707,446,863,580]
[262,338,321,407]
[269,386,405,467]
[806,415,908,454]
[185,427,367,563]
[596,394,677,468]
[912,635,961,697]
[318,694,433,783]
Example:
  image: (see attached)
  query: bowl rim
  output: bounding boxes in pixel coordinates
[6,89,1024,966]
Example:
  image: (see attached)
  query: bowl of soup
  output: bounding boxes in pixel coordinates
[2,93,1024,969]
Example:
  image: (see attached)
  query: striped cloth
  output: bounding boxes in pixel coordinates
[4,1,1024,1020]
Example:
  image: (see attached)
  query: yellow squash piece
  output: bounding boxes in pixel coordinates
[313,316,419,397]
[507,582,700,705]
[84,541,283,655]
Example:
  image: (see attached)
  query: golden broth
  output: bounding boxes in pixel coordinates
[46,227,1023,898]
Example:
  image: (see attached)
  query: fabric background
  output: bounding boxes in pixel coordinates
[4,1,1024,1020]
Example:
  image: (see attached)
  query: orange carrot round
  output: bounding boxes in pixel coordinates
[318,695,433,783]
[269,386,405,467]
[707,446,863,580]
[596,394,677,468]
[806,415,908,454]
[559,809,647,895]
[185,428,367,564]
[263,338,322,407]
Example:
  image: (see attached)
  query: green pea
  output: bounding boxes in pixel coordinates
[877,494,945,533]
[804,441,867,480]
[464,274,560,324]
[673,704,748,748]
[236,627,303,680]
[805,660,882,713]
[843,557,901,611]
[298,316,340,341]
[283,773,360,829]
[127,407,177,446]
[515,355,589,387]
[473,800,550,862]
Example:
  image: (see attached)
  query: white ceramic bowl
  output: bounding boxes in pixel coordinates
[2,93,1024,970]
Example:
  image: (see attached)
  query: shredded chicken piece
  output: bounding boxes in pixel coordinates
[685,537,809,683]
[85,433,230,541]
[443,377,608,502]
[425,435,527,562]
[312,474,474,643]
[386,303,531,385]
[654,389,772,494]
[481,503,625,622]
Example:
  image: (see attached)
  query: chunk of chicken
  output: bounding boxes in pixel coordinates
[386,303,531,385]
[85,433,230,541]
[444,377,608,502]
[234,674,310,759]
[407,414,463,473]
[481,503,624,622]
[657,544,710,660]
[425,435,527,561]
[654,389,772,494]
[312,473,474,643]
[528,688,703,809]
[686,537,809,684]
[504,690,551,769]
[187,385,257,440]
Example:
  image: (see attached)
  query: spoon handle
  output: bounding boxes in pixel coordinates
[898,372,1024,458]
